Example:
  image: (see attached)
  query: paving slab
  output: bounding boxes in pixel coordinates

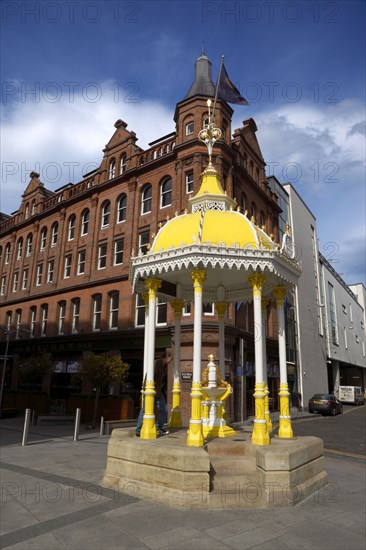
[1,417,365,550]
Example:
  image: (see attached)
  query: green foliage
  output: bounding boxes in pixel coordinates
[78,352,129,389]
[19,352,53,380]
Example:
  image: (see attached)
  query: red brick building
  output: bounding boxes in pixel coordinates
[0,54,283,422]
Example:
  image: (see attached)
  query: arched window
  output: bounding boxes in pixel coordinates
[119,154,126,175]
[41,304,48,336]
[17,237,23,260]
[160,177,172,208]
[241,193,247,213]
[117,194,127,223]
[51,222,58,246]
[141,185,152,214]
[25,203,30,219]
[15,309,22,338]
[202,115,209,127]
[256,168,260,184]
[109,291,119,329]
[250,203,257,221]
[26,234,33,256]
[5,243,11,264]
[185,120,194,135]
[92,294,102,331]
[40,227,47,250]
[31,200,36,215]
[72,298,80,333]
[58,301,66,334]
[109,159,116,179]
[243,155,247,172]
[101,200,110,228]
[30,306,37,336]
[259,211,265,228]
[68,215,76,240]
[158,147,163,158]
[153,150,157,160]
[165,144,170,154]
[81,209,90,236]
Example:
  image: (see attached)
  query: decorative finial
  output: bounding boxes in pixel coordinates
[198,99,222,166]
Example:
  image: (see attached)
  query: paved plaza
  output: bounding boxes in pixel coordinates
[0,415,365,550]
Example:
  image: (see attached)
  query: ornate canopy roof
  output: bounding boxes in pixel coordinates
[130,101,301,304]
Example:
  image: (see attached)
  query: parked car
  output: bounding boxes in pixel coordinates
[308,394,343,416]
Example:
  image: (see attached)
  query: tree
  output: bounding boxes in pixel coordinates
[78,352,129,428]
[18,352,53,407]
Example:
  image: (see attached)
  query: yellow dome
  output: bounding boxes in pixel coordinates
[151,210,273,253]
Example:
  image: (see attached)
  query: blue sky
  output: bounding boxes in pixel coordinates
[1,0,365,284]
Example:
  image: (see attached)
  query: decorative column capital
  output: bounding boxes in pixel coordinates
[248,273,266,292]
[144,278,162,297]
[191,269,207,288]
[273,286,287,303]
[215,302,227,318]
[171,299,184,317]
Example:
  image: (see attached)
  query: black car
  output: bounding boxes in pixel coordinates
[308,394,343,416]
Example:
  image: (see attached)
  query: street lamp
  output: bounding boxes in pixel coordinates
[0,326,32,411]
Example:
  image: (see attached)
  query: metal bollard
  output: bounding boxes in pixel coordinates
[99,416,104,437]
[73,408,81,441]
[21,408,31,446]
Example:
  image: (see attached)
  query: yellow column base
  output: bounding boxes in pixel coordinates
[278,383,293,439]
[169,410,182,428]
[252,383,270,446]
[140,382,157,440]
[264,387,273,432]
[169,384,182,428]
[187,383,204,447]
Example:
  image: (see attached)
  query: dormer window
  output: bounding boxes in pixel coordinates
[185,121,194,135]
[119,155,126,175]
[109,159,116,179]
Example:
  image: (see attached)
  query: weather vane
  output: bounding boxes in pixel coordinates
[198,99,222,165]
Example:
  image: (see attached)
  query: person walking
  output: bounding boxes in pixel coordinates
[135,351,173,437]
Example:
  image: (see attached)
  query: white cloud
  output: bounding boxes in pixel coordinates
[1,88,365,284]
[1,81,174,213]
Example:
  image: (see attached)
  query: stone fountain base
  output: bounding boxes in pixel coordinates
[103,428,328,509]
